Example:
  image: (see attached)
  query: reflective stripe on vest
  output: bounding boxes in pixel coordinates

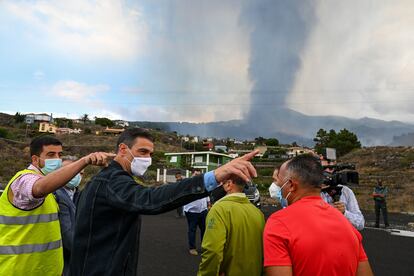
[0,169,63,275]
[0,213,59,225]
[0,239,62,255]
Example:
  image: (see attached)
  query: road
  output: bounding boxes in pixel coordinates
[138,208,414,276]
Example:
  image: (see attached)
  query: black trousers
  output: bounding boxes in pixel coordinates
[185,210,207,249]
[375,200,389,227]
[176,206,184,217]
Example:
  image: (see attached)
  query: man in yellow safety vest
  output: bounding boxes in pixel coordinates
[0,135,113,275]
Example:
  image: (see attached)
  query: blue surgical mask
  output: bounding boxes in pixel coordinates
[41,158,62,175]
[66,173,82,189]
[269,180,291,208]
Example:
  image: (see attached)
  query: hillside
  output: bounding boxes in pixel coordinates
[339,147,414,213]
[1,112,413,213]
[132,108,414,146]
[0,124,183,187]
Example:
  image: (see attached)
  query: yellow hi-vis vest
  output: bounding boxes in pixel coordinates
[0,169,63,276]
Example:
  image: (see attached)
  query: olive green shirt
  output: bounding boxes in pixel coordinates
[198,193,265,276]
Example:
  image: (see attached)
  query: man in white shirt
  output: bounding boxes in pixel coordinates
[321,184,365,230]
[184,169,210,256]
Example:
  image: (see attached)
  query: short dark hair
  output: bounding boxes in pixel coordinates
[30,135,62,156]
[229,176,247,187]
[116,128,153,152]
[285,154,323,187]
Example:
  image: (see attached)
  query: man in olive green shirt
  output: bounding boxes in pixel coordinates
[198,177,265,276]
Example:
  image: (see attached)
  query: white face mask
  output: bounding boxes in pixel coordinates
[127,148,152,176]
[269,180,291,208]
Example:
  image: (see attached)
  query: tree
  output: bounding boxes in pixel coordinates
[95,117,114,127]
[254,137,266,145]
[314,129,329,154]
[225,138,234,149]
[0,128,9,138]
[67,120,74,129]
[313,128,361,157]
[333,129,362,156]
[81,114,90,124]
[265,138,279,147]
[14,112,26,124]
[54,118,65,127]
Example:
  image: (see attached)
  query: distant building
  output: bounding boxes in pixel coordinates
[181,136,190,142]
[101,127,125,135]
[39,122,57,134]
[214,145,228,153]
[203,141,214,151]
[229,149,251,156]
[56,128,82,135]
[114,120,129,128]
[165,151,233,172]
[254,146,268,158]
[26,113,53,124]
[286,147,316,158]
[191,136,199,143]
[228,153,239,158]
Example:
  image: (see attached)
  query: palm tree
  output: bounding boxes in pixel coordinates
[81,114,89,124]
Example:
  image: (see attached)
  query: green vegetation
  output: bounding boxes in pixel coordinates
[54,118,74,128]
[14,112,26,124]
[80,114,90,124]
[0,128,9,138]
[314,128,361,157]
[265,138,279,146]
[94,117,114,127]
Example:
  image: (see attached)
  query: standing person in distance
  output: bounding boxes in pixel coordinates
[183,169,210,256]
[175,171,185,218]
[373,179,389,228]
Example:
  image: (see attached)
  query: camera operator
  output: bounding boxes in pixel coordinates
[320,168,365,230]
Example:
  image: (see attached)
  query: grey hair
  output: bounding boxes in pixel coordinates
[285,154,324,187]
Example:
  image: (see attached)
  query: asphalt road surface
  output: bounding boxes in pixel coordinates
[138,207,414,276]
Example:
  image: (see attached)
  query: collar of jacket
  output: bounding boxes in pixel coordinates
[218,193,250,204]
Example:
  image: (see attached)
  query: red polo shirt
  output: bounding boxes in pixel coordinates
[264,196,367,276]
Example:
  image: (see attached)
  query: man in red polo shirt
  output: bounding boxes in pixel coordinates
[264,155,373,276]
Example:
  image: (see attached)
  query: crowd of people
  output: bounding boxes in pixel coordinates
[0,128,376,276]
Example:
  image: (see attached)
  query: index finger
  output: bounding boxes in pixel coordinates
[239,150,260,161]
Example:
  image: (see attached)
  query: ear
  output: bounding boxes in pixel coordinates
[288,179,299,193]
[223,181,231,192]
[32,155,41,167]
[118,143,128,155]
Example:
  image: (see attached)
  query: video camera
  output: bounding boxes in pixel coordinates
[322,163,359,202]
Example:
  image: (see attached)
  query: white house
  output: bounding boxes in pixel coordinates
[26,113,53,124]
[114,120,129,128]
[286,147,316,158]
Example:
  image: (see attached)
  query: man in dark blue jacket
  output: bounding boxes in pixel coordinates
[70,128,257,276]
[55,157,84,276]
